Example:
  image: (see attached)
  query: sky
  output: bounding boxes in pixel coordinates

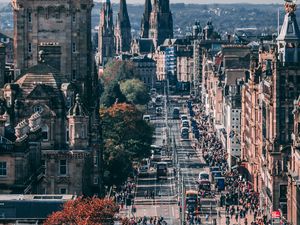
[0,0,284,4]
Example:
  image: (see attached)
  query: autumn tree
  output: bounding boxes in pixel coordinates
[100,103,153,185]
[120,79,150,106]
[44,197,119,225]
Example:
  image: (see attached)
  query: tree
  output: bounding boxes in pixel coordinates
[101,60,138,86]
[120,79,150,105]
[100,103,153,185]
[101,81,127,107]
[44,197,119,225]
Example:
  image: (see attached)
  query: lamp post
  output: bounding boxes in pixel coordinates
[238,175,242,225]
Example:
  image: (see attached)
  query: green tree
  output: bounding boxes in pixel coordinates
[100,103,153,185]
[100,81,127,107]
[102,60,138,86]
[120,79,150,105]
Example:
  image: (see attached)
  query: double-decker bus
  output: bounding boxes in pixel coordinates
[185,190,200,215]
[156,162,168,179]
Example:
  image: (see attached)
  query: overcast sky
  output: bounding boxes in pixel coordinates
[0,0,284,4]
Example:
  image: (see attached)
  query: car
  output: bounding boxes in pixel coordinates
[138,165,149,177]
[181,120,190,128]
[151,145,162,162]
[172,107,180,119]
[198,171,210,182]
[180,114,188,121]
[143,115,151,122]
[156,107,163,116]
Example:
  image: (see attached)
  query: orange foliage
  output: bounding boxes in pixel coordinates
[44,197,119,225]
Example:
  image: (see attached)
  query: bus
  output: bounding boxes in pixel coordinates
[185,190,200,215]
[172,107,180,119]
[181,127,189,140]
[156,162,168,179]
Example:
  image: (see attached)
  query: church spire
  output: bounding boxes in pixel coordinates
[149,0,173,45]
[141,0,152,38]
[98,0,115,66]
[115,0,132,53]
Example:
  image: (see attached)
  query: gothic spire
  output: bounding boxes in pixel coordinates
[115,0,132,53]
[118,0,131,27]
[141,0,152,38]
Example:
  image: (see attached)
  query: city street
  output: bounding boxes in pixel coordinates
[131,97,219,224]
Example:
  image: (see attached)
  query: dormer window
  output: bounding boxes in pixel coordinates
[42,125,49,141]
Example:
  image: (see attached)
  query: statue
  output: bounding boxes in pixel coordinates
[285,0,297,13]
[38,50,45,63]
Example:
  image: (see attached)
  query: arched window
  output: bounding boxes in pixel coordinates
[42,125,49,141]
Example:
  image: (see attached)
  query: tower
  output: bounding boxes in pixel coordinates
[12,0,93,84]
[277,0,300,65]
[68,94,89,150]
[115,0,131,54]
[141,0,152,38]
[98,0,115,66]
[149,0,173,46]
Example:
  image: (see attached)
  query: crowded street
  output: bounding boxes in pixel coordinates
[114,95,268,225]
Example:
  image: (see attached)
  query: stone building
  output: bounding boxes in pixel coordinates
[98,0,115,67]
[131,55,156,88]
[1,59,101,196]
[115,0,131,54]
[12,0,93,87]
[0,32,14,64]
[0,101,44,194]
[140,0,152,38]
[241,55,261,192]
[149,0,173,46]
[241,1,300,218]
[0,44,5,88]
[287,96,300,225]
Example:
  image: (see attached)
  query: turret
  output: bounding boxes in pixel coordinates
[277,0,300,64]
[67,94,89,150]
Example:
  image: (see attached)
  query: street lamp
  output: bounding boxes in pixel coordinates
[238,175,242,225]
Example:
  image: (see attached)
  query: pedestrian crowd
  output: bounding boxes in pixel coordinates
[193,102,274,225]
[122,216,168,225]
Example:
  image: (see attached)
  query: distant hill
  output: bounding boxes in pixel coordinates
[1,3,298,39]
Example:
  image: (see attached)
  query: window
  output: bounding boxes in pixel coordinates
[28,43,32,53]
[60,188,67,194]
[72,13,76,22]
[34,105,43,113]
[41,160,46,174]
[72,70,76,80]
[66,127,69,143]
[28,12,32,23]
[0,162,7,176]
[94,176,99,185]
[59,160,67,176]
[42,125,49,141]
[94,155,98,167]
[72,43,76,53]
